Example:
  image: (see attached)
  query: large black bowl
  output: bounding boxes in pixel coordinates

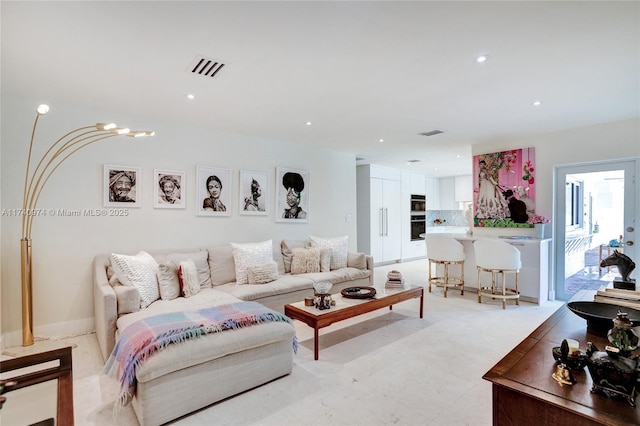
[567,301,640,336]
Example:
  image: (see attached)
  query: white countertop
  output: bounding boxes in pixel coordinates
[419,232,552,243]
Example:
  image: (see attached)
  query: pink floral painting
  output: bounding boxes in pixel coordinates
[472,147,536,228]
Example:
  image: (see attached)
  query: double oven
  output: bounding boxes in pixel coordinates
[410,194,426,241]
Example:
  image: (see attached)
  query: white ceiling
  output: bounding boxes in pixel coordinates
[2,1,638,177]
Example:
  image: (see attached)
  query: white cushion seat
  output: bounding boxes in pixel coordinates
[426,236,465,298]
[474,239,522,309]
[215,274,315,301]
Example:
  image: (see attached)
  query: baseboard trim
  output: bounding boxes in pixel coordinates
[2,317,94,348]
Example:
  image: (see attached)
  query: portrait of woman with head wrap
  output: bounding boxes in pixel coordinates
[104,165,140,206]
[154,170,185,208]
[276,168,309,222]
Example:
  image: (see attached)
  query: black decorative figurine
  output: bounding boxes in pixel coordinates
[586,311,640,406]
[552,339,576,385]
[600,250,636,290]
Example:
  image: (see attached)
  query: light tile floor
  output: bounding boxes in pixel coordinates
[5,259,565,425]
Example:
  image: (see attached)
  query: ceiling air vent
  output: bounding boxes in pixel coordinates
[189,55,226,78]
[418,130,443,137]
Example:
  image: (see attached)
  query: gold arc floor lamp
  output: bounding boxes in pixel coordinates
[20,104,154,346]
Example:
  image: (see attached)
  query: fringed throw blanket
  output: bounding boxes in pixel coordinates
[103,301,296,412]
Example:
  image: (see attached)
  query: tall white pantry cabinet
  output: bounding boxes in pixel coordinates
[356,165,402,264]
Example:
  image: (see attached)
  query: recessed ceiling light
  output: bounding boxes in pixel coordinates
[305,121,312,126]
[476,55,489,63]
[456,155,461,159]
[533,100,542,106]
[379,139,384,143]
[187,94,195,100]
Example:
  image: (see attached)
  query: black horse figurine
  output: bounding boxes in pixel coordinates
[600,250,636,283]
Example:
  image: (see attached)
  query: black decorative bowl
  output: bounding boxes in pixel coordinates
[341,286,377,299]
[567,301,640,336]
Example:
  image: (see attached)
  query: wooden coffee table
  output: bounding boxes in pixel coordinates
[284,285,424,360]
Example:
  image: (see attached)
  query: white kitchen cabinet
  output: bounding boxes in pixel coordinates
[410,172,426,195]
[439,177,456,210]
[357,165,402,264]
[454,175,473,202]
[425,177,440,210]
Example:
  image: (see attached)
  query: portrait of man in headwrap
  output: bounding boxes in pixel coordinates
[108,169,137,203]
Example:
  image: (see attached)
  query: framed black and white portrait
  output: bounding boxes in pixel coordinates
[153,169,186,209]
[239,170,269,216]
[275,167,309,223]
[104,164,141,207]
[196,165,231,216]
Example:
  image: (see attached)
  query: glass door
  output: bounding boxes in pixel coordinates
[554,159,636,301]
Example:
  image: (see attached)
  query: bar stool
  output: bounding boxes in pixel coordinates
[426,235,465,298]
[474,239,521,309]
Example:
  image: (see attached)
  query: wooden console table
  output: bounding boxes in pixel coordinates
[0,346,74,426]
[483,303,639,425]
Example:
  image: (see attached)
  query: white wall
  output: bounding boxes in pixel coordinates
[1,95,358,346]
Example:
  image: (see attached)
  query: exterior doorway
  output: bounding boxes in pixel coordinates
[554,159,637,301]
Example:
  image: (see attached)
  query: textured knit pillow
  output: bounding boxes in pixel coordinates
[110,251,159,308]
[231,240,273,284]
[246,261,279,284]
[156,260,180,301]
[178,260,200,298]
[309,235,348,270]
[291,247,321,274]
[280,240,309,273]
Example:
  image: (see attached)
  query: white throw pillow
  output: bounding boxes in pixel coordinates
[309,235,348,270]
[247,261,279,284]
[179,260,200,298]
[319,248,331,272]
[290,247,321,274]
[157,260,180,301]
[231,240,273,284]
[160,251,212,289]
[110,251,159,308]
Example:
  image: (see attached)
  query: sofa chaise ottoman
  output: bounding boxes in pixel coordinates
[94,237,373,425]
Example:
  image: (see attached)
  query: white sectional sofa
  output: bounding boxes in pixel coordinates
[94,238,373,426]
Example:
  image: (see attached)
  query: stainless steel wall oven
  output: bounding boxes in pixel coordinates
[410,194,426,241]
[411,214,426,241]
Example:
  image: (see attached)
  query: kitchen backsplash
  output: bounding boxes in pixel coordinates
[427,210,467,227]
